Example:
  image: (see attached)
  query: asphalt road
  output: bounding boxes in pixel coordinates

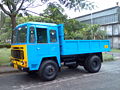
[0,60,120,90]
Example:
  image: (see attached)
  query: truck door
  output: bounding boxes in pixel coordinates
[35,26,60,57]
[36,27,49,55]
[48,27,60,58]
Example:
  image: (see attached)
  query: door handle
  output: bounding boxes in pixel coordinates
[37,48,40,50]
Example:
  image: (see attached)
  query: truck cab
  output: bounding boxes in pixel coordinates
[11,22,61,69]
[11,22,110,81]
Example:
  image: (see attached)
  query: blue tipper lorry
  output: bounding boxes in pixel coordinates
[10,22,110,81]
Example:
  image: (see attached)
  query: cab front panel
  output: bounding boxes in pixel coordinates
[11,45,28,69]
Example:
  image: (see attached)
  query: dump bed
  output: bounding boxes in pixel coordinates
[60,40,110,55]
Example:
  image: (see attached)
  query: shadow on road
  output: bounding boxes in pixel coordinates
[20,66,88,83]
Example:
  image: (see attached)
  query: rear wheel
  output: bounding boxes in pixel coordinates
[38,60,59,81]
[84,55,101,73]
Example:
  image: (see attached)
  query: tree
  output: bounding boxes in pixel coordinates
[0,11,5,29]
[0,3,105,43]
[42,0,94,11]
[0,17,11,43]
[0,0,94,29]
[0,0,23,29]
[41,3,98,40]
[0,0,39,29]
[17,4,106,40]
[41,2,67,24]
[90,25,107,40]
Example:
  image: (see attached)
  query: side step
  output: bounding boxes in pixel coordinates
[64,61,77,66]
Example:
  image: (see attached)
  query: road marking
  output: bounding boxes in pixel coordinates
[13,68,120,90]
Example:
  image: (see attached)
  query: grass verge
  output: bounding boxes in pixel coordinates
[0,48,116,66]
[0,48,10,66]
[111,49,120,53]
[103,53,114,61]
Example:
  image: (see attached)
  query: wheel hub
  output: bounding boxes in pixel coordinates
[92,61,97,67]
[46,65,55,75]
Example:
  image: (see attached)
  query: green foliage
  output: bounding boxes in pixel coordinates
[103,53,114,61]
[90,24,107,40]
[0,44,11,48]
[64,19,107,40]
[0,0,37,29]
[0,2,106,44]
[17,15,42,24]
[42,0,95,11]
[0,17,12,43]
[41,4,106,40]
[0,11,5,29]
[0,0,94,29]
[111,49,120,53]
[0,48,10,65]
[41,3,67,24]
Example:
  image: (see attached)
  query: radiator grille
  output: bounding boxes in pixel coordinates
[11,50,24,59]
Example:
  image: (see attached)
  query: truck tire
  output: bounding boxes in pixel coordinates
[38,60,58,81]
[84,55,101,73]
[67,64,78,69]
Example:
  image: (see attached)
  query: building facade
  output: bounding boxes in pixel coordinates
[75,6,120,49]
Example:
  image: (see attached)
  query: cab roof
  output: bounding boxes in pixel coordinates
[15,22,58,29]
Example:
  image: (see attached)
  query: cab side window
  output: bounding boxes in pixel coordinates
[36,28,48,43]
[29,27,35,43]
[50,30,57,42]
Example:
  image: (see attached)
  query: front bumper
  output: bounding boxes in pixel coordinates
[11,45,28,71]
[10,62,29,72]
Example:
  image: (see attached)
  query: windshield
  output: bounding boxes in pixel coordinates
[12,26,27,44]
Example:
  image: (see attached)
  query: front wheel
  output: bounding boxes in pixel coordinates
[84,55,101,73]
[38,60,59,81]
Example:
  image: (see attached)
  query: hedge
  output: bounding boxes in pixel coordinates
[0,44,11,48]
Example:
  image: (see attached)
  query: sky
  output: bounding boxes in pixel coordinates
[1,0,120,18]
[67,0,120,18]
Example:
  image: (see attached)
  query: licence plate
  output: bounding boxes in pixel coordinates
[14,64,18,69]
